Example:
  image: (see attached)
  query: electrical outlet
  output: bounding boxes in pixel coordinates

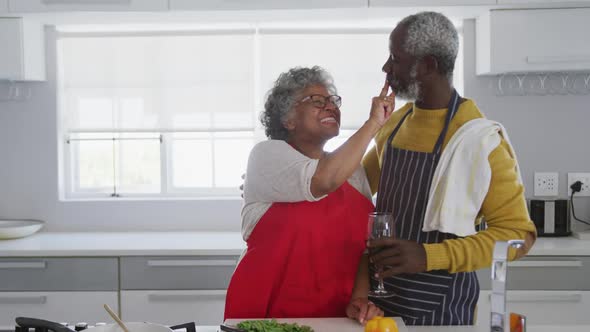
[568,172,590,196]
[534,172,559,196]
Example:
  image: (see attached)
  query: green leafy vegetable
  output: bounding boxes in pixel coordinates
[236,319,314,332]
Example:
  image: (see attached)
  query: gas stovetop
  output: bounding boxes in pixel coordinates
[12,321,197,332]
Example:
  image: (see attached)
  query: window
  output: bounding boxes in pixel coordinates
[58,25,463,199]
[59,30,256,198]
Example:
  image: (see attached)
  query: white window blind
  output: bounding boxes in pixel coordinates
[59,31,256,132]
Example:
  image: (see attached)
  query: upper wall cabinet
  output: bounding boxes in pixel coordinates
[369,0,495,6]
[476,8,590,75]
[497,0,590,4]
[0,0,8,13]
[169,0,366,10]
[0,18,45,81]
[8,0,168,12]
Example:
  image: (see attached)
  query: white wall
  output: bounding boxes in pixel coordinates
[463,19,590,232]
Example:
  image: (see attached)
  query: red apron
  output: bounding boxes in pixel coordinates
[224,181,374,319]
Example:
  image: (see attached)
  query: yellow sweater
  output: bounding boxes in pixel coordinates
[363,99,537,273]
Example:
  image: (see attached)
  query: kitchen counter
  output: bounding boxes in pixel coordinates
[193,324,590,332]
[0,232,589,257]
[3,323,588,332]
[3,323,587,332]
[2,234,587,332]
[219,317,590,332]
[406,325,589,332]
[0,232,246,256]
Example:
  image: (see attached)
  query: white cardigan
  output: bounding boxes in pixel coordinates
[422,118,523,237]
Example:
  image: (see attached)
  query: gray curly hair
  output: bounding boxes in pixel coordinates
[261,66,336,140]
[399,11,459,83]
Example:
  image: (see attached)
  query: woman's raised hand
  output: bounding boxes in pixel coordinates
[368,78,395,128]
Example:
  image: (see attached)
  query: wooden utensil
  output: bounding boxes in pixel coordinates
[103,304,130,332]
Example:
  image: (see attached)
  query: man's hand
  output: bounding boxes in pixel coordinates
[368,238,427,278]
[346,297,384,325]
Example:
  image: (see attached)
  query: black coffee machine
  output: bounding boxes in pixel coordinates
[529,199,571,236]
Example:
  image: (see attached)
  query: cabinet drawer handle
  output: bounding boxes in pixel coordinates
[0,261,47,269]
[148,291,227,302]
[0,295,47,304]
[508,261,582,268]
[147,260,236,267]
[506,292,582,303]
[526,55,590,64]
[42,0,131,5]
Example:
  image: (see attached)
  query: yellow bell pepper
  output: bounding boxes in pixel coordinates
[364,316,398,332]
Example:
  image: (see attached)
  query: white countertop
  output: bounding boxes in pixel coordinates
[408,325,590,332]
[220,318,590,332]
[0,232,589,257]
[224,317,407,332]
[0,232,246,257]
[194,323,590,332]
[405,325,590,332]
[526,235,590,256]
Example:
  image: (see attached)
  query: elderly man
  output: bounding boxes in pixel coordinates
[346,11,537,326]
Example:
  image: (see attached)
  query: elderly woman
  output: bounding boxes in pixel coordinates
[224,66,394,319]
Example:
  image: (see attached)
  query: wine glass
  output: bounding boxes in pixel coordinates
[367,212,396,298]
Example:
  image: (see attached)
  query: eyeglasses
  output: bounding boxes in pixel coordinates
[298,94,342,109]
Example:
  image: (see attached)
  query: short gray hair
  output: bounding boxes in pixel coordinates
[399,11,459,82]
[261,66,336,140]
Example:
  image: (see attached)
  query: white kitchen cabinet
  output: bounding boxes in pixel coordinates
[476,8,590,75]
[498,0,590,4]
[0,18,44,81]
[119,256,238,325]
[475,255,590,325]
[119,256,238,290]
[476,256,590,290]
[369,0,495,6]
[0,258,119,328]
[0,291,119,330]
[0,258,119,291]
[477,291,590,325]
[170,0,367,10]
[0,0,8,13]
[8,0,168,12]
[121,290,227,325]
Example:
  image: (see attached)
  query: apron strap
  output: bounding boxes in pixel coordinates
[432,90,461,155]
[386,107,413,147]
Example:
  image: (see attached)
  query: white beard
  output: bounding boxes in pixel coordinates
[393,63,421,101]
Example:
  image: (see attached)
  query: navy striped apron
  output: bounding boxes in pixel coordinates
[370,91,480,326]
